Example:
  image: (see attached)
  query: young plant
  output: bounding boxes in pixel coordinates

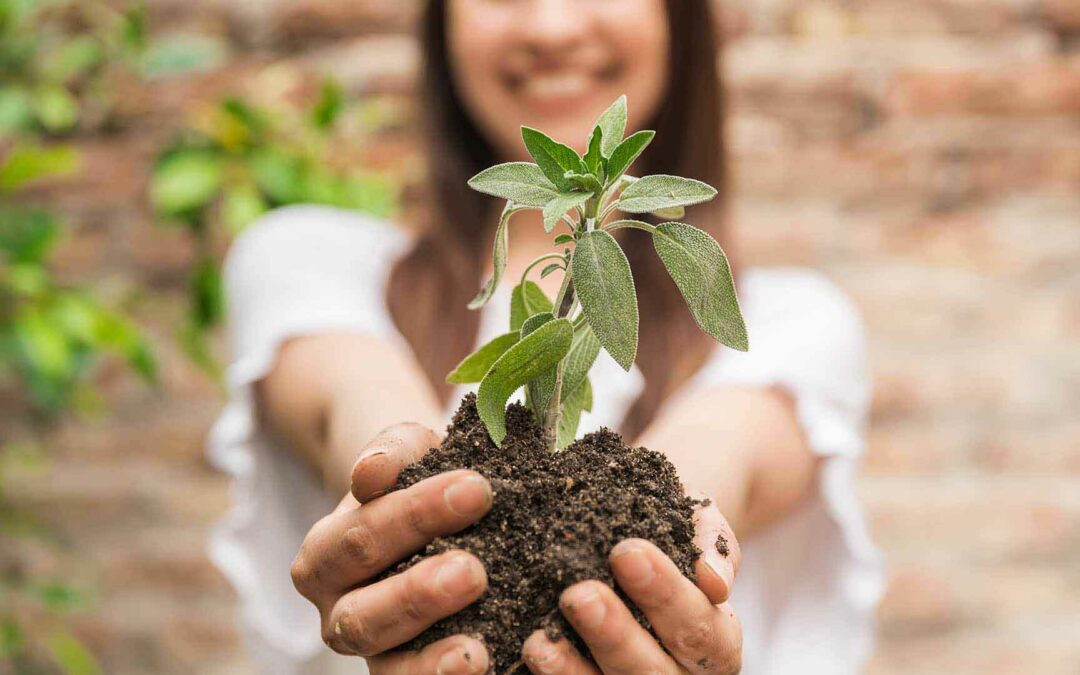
[448,96,749,451]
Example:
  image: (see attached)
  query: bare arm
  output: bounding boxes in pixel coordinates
[256,332,444,495]
[634,385,818,537]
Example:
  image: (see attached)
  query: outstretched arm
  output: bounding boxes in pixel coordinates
[634,385,818,537]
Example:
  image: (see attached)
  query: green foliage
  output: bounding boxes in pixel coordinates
[457,95,748,451]
[149,83,401,375]
[0,144,156,415]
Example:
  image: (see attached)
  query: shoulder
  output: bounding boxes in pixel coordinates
[740,267,865,356]
[227,205,409,274]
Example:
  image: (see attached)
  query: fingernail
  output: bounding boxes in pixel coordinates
[610,541,655,589]
[436,645,478,675]
[355,446,386,466]
[704,552,732,590]
[525,637,560,673]
[434,554,485,597]
[562,584,605,630]
[444,475,491,517]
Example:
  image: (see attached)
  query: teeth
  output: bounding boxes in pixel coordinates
[521,73,591,100]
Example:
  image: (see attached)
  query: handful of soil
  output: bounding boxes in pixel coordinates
[383,394,702,670]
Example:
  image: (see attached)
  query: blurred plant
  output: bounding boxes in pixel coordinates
[0,0,224,139]
[0,143,156,415]
[150,80,400,375]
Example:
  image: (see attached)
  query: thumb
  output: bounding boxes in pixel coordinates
[350,422,442,503]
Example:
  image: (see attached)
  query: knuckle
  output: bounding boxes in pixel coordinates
[290,552,317,597]
[402,491,438,537]
[339,523,383,570]
[673,618,716,656]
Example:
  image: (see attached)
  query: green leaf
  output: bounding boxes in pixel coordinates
[45,629,100,675]
[510,281,553,330]
[584,125,604,177]
[150,149,224,216]
[469,203,524,310]
[0,85,34,135]
[310,79,345,130]
[446,331,519,384]
[553,234,574,246]
[617,174,717,214]
[593,95,628,157]
[557,377,592,449]
[605,130,654,186]
[0,620,22,660]
[653,222,748,351]
[520,127,586,191]
[467,162,559,207]
[564,172,602,194]
[477,318,573,445]
[0,206,59,263]
[0,144,79,192]
[43,36,103,83]
[652,205,685,219]
[604,219,655,234]
[222,183,267,234]
[539,263,562,279]
[542,191,590,233]
[32,85,78,132]
[190,257,224,329]
[248,147,303,204]
[521,312,556,417]
[572,230,639,370]
[560,324,601,400]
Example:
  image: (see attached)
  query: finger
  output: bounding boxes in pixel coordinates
[326,550,487,657]
[692,500,741,604]
[522,630,599,675]
[610,539,742,674]
[368,634,489,675]
[560,580,678,674]
[352,422,441,502]
[292,470,492,602]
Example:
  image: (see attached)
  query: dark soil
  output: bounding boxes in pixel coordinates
[383,393,703,671]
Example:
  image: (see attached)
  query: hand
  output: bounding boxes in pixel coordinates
[521,502,742,674]
[291,422,494,674]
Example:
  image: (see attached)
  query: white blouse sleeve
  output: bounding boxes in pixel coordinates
[207,206,406,675]
[684,268,884,675]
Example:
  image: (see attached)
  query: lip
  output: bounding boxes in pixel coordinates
[502,63,622,116]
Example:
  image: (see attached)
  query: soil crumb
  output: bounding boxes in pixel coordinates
[382,394,701,670]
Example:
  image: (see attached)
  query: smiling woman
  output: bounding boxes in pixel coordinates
[207,1,884,674]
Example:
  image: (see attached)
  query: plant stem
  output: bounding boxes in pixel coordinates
[542,254,579,451]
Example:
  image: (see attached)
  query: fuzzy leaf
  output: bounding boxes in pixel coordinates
[565,172,603,194]
[604,219,656,234]
[540,263,562,279]
[617,174,717,214]
[653,222,749,351]
[522,313,557,418]
[560,324,601,399]
[652,205,685,219]
[470,203,525,309]
[446,331,520,384]
[584,126,604,177]
[543,191,590,232]
[557,377,593,449]
[593,95,628,157]
[605,130,654,186]
[478,318,573,445]
[553,234,575,246]
[572,230,639,370]
[521,127,586,191]
[510,281,553,330]
[467,162,559,207]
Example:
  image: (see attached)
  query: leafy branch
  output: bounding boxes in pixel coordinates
[449,96,748,451]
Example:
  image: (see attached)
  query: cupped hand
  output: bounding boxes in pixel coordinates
[291,422,493,674]
[521,502,743,674]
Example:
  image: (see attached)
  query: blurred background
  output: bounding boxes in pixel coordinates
[1,0,1077,673]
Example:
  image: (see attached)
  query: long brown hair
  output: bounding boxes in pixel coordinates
[387,0,730,438]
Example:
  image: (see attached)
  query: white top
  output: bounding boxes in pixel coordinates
[208,205,884,675]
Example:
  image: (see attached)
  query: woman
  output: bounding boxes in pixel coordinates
[209,1,883,673]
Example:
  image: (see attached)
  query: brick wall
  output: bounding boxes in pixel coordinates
[4,0,1078,673]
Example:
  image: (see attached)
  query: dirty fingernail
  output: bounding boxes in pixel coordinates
[524,635,560,673]
[562,584,605,630]
[611,541,655,589]
[436,644,478,675]
[444,475,492,517]
[434,554,485,597]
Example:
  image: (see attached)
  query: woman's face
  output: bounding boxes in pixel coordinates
[447,0,670,161]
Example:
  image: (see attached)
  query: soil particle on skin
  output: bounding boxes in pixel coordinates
[382,394,702,671]
[716,534,730,557]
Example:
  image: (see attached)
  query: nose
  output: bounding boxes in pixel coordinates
[521,0,590,54]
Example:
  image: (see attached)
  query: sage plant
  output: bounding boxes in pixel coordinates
[447,96,749,451]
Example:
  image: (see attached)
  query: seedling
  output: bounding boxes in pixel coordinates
[447,96,749,451]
